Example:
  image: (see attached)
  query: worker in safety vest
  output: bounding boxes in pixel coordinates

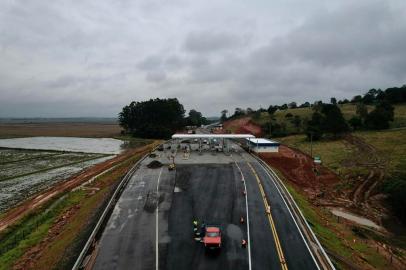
[193,220,199,236]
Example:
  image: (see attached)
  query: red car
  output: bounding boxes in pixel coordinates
[203,226,222,249]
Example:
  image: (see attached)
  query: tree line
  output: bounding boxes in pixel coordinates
[118,98,210,139]
[220,85,405,140]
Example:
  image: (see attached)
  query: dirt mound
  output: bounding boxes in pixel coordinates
[260,145,339,197]
[222,117,262,136]
[147,160,163,169]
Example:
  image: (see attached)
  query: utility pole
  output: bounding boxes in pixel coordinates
[310,132,313,158]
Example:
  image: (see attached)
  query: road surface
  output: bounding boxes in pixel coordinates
[93,141,319,270]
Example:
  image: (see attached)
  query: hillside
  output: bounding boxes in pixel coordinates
[250,103,406,135]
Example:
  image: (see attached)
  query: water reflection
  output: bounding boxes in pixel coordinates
[0,137,124,154]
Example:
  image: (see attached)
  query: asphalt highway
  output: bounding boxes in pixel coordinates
[92,141,319,270]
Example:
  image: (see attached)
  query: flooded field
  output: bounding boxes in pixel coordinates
[0,148,114,213]
[0,137,124,154]
[0,152,106,181]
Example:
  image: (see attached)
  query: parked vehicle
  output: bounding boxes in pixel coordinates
[203,225,222,249]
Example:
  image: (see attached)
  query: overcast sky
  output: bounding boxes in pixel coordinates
[1,0,405,117]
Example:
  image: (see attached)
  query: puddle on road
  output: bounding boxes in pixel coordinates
[329,207,383,230]
[0,137,124,154]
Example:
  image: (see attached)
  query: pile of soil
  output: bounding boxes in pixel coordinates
[147,160,163,169]
[260,145,339,196]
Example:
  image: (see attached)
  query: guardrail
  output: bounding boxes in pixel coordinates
[251,154,336,270]
[72,145,159,270]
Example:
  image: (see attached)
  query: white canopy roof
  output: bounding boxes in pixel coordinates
[172,134,255,139]
[246,138,279,144]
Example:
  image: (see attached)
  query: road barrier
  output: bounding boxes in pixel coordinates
[251,154,336,270]
[72,144,161,270]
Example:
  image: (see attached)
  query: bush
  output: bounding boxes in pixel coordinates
[383,169,406,224]
[365,101,394,130]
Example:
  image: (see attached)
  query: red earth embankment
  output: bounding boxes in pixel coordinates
[222,117,262,136]
[259,145,340,197]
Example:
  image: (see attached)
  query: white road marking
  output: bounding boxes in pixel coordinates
[233,157,252,270]
[156,167,163,270]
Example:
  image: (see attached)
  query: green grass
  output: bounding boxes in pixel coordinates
[114,135,154,149]
[355,129,406,172]
[251,103,406,135]
[0,190,85,270]
[278,129,406,177]
[278,135,354,175]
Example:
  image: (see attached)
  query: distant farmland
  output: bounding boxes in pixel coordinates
[0,121,121,138]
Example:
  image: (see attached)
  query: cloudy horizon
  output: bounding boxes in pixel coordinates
[1,0,405,118]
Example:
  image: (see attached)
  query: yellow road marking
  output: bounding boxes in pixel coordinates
[247,162,288,270]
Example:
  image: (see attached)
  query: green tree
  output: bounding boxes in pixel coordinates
[220,109,228,122]
[348,116,362,130]
[321,104,349,136]
[356,102,368,121]
[365,101,394,130]
[288,102,297,109]
[330,97,337,105]
[292,115,302,132]
[305,112,324,140]
[383,168,406,224]
[351,95,363,103]
[118,98,185,139]
[186,109,207,127]
[267,105,278,115]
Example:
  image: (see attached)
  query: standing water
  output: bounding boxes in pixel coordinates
[0,137,124,154]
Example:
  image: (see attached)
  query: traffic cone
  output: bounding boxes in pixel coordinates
[266,205,271,214]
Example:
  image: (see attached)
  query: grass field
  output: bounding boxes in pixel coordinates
[278,129,406,176]
[0,122,121,139]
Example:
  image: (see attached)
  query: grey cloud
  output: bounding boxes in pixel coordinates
[137,55,163,70]
[146,70,166,82]
[0,0,405,117]
[184,31,249,53]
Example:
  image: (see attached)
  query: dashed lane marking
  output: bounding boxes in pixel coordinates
[233,157,252,270]
[156,167,163,270]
